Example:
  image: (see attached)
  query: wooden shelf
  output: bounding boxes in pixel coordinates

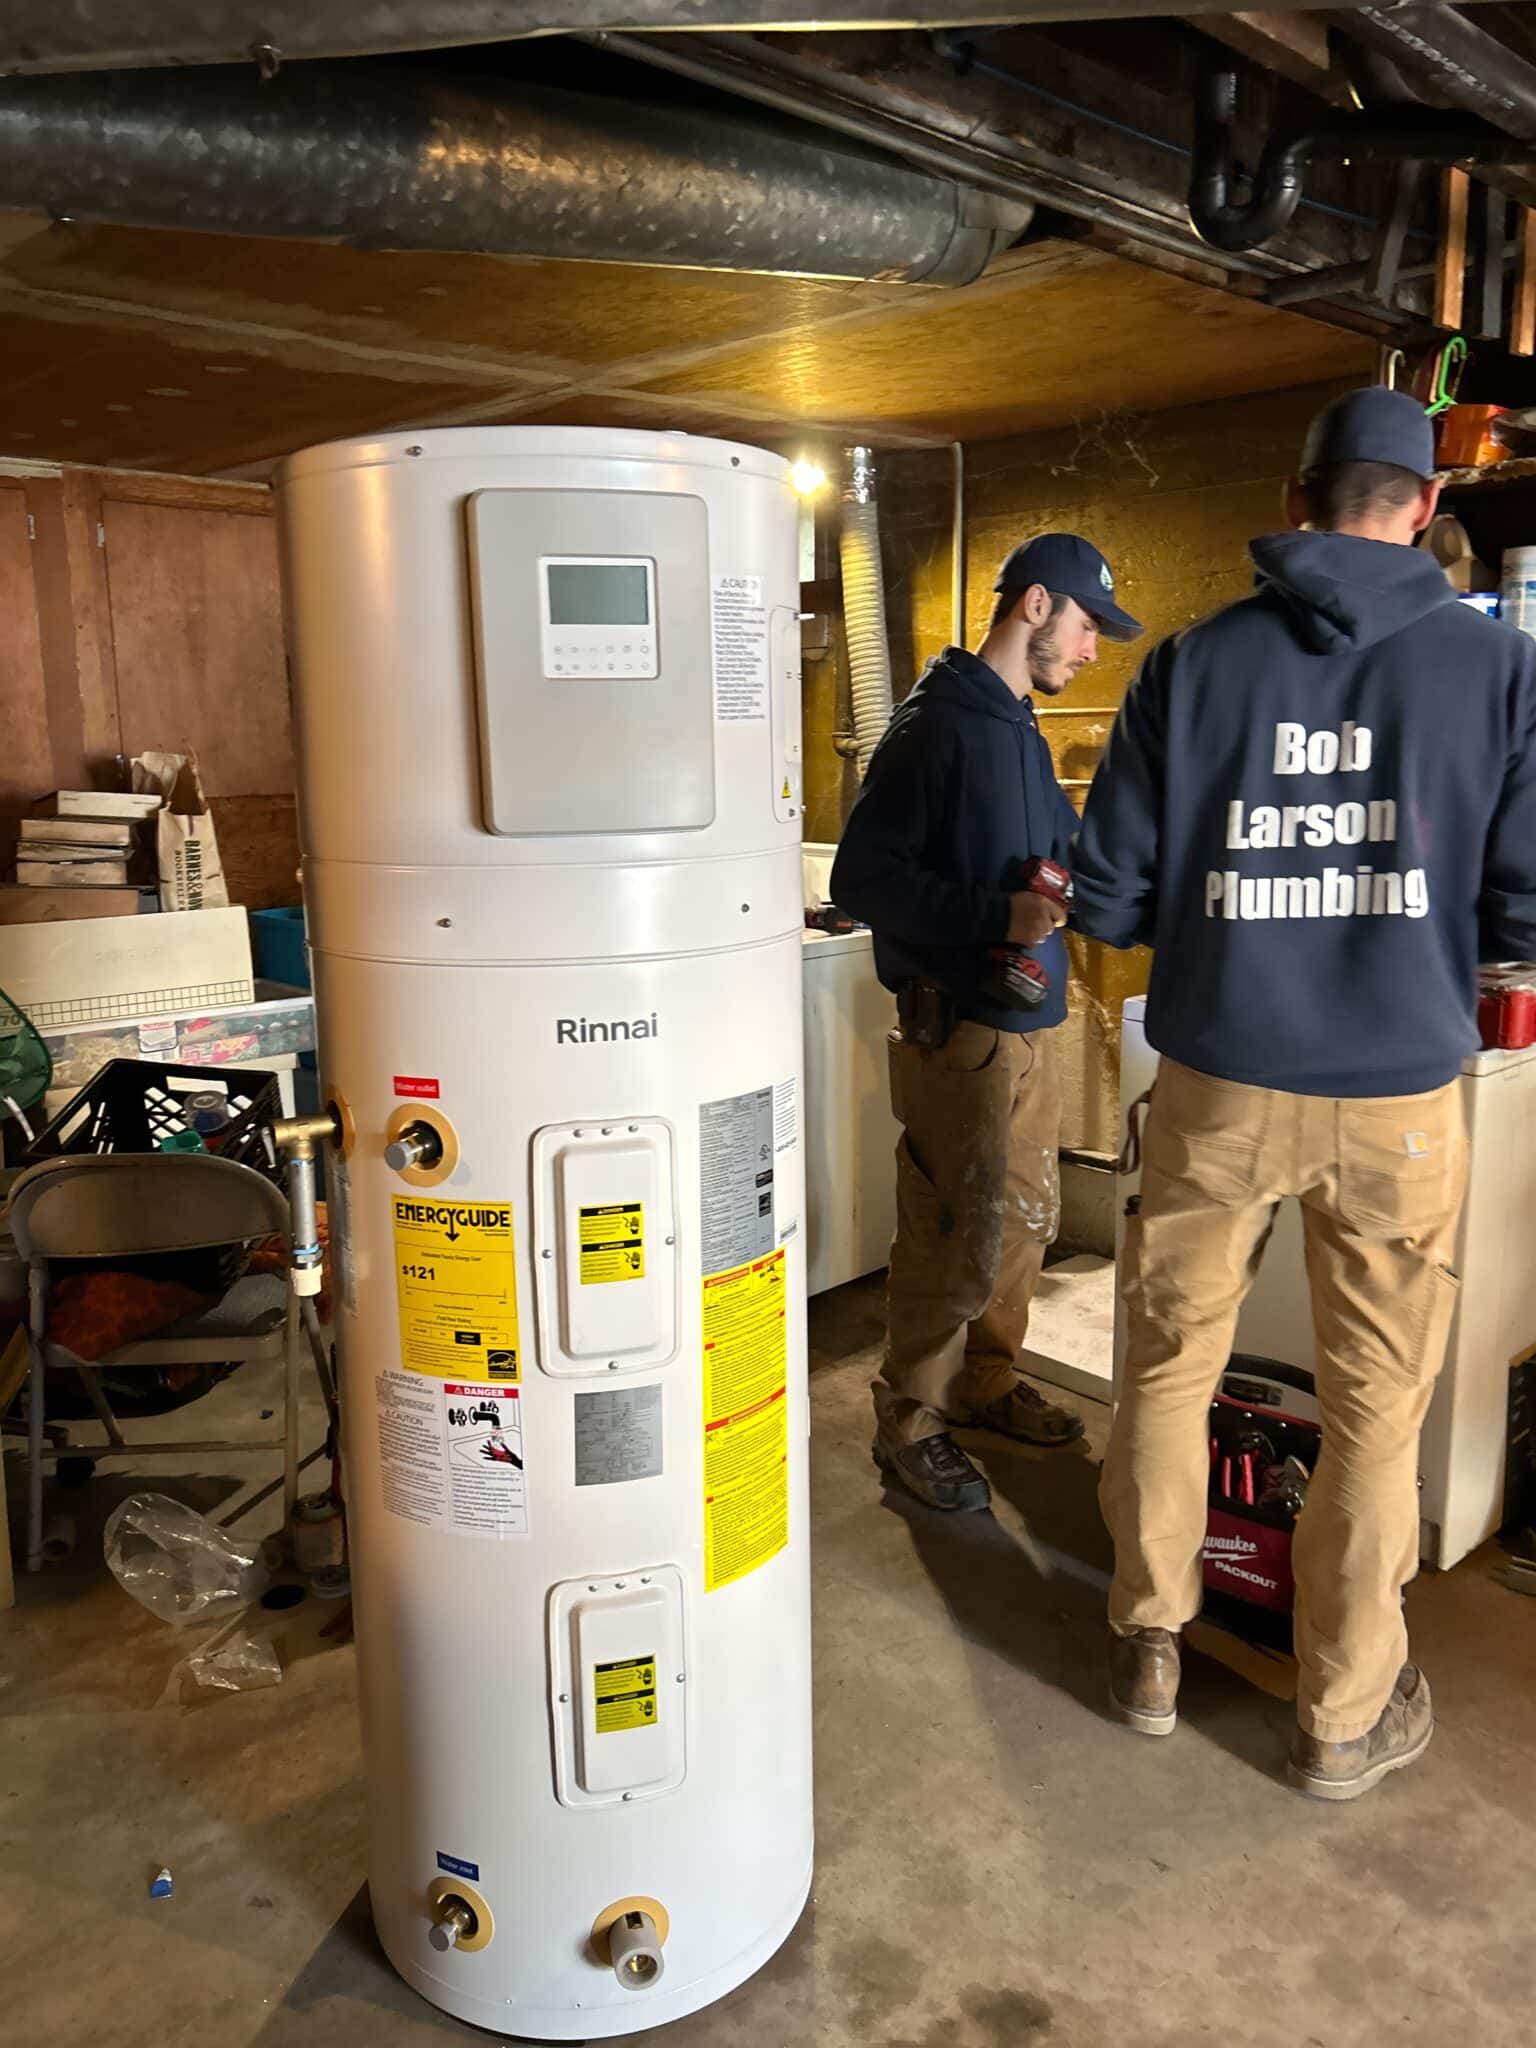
[1439,455,1536,493]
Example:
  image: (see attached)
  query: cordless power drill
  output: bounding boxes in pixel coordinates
[977,856,1073,1012]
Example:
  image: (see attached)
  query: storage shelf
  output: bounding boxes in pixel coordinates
[1439,456,1536,493]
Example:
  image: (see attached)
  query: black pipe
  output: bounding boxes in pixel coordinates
[1349,4,1536,146]
[1188,63,1520,255]
[0,60,1025,286]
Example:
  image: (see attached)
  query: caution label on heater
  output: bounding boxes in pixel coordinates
[702,1249,789,1593]
[392,1197,521,1380]
[578,1202,645,1286]
[594,1654,658,1734]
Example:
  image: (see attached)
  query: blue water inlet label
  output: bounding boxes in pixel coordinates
[436,1852,480,1882]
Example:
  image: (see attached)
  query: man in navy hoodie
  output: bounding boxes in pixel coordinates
[1074,386,1536,1799]
[832,535,1143,1513]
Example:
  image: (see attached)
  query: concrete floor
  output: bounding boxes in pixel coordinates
[4,1275,1534,2048]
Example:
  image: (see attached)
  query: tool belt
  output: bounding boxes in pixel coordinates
[895,979,959,1051]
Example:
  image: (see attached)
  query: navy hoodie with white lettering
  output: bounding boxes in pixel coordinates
[1072,531,1536,1096]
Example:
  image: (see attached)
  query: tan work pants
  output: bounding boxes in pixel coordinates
[1103,1059,1467,1741]
[875,1021,1061,1446]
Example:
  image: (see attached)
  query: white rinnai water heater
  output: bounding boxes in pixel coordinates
[275,428,813,2037]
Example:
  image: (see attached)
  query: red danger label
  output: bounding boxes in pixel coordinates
[393,1075,440,1099]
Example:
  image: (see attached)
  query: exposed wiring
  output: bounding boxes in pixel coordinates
[941,37,1438,246]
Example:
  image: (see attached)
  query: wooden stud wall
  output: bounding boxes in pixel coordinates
[0,464,297,907]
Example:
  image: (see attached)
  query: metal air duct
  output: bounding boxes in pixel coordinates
[0,63,1027,286]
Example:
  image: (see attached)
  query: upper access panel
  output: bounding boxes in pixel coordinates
[466,487,714,837]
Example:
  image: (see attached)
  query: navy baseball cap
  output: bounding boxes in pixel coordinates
[1300,386,1437,480]
[993,532,1143,642]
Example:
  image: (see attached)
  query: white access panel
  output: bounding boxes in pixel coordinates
[549,1566,687,1806]
[1115,996,1536,1568]
[532,1119,678,1373]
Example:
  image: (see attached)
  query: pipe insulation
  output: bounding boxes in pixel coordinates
[0,63,1027,285]
[840,448,896,781]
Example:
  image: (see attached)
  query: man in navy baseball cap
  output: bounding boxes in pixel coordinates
[1297,382,1438,482]
[1072,379,1536,1797]
[992,532,1145,651]
[829,530,1140,1514]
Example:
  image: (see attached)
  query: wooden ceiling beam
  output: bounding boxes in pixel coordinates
[1183,11,1344,97]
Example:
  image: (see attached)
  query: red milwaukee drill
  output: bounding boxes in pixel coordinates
[978,856,1073,1012]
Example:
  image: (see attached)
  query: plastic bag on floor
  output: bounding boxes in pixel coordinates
[103,1492,268,1627]
[183,1627,283,1693]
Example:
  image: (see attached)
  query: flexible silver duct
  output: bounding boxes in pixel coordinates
[0,63,1027,286]
[840,447,896,781]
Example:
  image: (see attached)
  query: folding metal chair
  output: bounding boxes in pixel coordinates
[7,1152,302,1575]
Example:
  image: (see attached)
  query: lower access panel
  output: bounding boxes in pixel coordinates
[549,1566,687,1807]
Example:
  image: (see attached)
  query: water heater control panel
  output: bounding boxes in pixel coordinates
[538,555,659,681]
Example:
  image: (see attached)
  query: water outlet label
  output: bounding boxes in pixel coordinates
[594,1654,658,1734]
[578,1201,645,1286]
[392,1196,521,1381]
[701,1249,789,1593]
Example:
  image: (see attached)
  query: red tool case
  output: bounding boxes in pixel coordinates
[1205,1355,1322,1652]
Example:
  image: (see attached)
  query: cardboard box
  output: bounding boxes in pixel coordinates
[17,858,130,888]
[0,905,253,1031]
[20,818,136,849]
[42,790,161,822]
[0,887,142,926]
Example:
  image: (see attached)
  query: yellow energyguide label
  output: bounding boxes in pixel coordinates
[702,1249,789,1592]
[578,1202,646,1286]
[392,1196,521,1380]
[594,1654,658,1734]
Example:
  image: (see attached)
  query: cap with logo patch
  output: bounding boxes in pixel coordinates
[993,532,1143,642]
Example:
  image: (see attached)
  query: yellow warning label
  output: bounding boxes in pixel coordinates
[391,1196,521,1381]
[594,1654,658,1734]
[578,1202,645,1287]
[702,1249,789,1593]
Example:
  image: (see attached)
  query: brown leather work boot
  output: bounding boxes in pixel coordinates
[1288,1665,1433,1802]
[1108,1626,1181,1736]
[872,1431,991,1513]
[968,1380,1086,1448]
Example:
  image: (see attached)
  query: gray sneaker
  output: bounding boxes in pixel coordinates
[1108,1626,1181,1736]
[1288,1665,1433,1802]
[872,1432,991,1513]
[969,1380,1086,1448]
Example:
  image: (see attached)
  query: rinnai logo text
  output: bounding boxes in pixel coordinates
[556,1015,659,1045]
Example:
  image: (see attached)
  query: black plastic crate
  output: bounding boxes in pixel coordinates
[24,1059,283,1184]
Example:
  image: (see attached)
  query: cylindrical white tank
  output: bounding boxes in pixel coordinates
[275,427,812,2039]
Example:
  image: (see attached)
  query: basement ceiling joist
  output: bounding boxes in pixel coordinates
[0,221,1370,474]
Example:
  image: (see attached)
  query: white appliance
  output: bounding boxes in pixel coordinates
[1115,996,1536,1569]
[800,842,899,1296]
[277,428,813,2038]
